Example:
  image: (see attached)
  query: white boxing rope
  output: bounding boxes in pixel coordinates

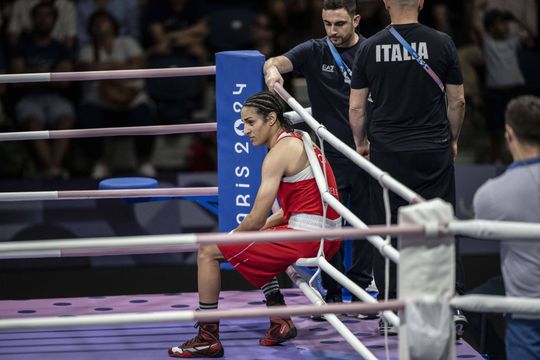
[286,266,380,360]
[0,298,405,331]
[295,130,400,339]
[274,83,423,204]
[0,130,51,141]
[317,256,400,327]
[284,107,311,124]
[0,233,197,259]
[0,72,51,83]
[0,225,424,260]
[0,109,302,142]
[0,191,59,202]
[0,123,217,142]
[296,257,400,327]
[0,187,218,202]
[0,66,216,84]
[300,131,330,197]
[450,295,540,315]
[300,131,400,264]
[323,184,400,263]
[1,244,201,260]
[447,220,540,241]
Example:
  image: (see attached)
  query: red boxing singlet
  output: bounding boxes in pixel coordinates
[275,131,341,230]
[218,131,343,288]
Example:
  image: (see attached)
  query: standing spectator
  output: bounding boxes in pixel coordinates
[480,9,535,163]
[349,0,466,334]
[265,0,374,312]
[7,0,76,49]
[11,2,75,178]
[473,95,540,360]
[76,0,141,47]
[77,10,156,179]
[473,0,538,38]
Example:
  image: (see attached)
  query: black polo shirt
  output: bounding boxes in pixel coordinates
[351,23,463,152]
[285,36,365,158]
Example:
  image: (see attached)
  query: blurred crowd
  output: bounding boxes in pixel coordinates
[0,0,538,179]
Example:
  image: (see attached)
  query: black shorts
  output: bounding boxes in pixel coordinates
[369,148,455,225]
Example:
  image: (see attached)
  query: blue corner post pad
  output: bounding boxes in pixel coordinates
[215,50,266,233]
[99,177,159,204]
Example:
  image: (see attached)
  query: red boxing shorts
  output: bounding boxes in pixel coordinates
[218,225,342,288]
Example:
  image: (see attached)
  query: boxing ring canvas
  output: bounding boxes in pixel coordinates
[0,289,482,360]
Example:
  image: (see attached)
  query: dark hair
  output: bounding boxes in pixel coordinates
[243,91,292,132]
[483,8,509,31]
[31,2,58,21]
[506,95,540,144]
[87,9,119,38]
[323,0,357,17]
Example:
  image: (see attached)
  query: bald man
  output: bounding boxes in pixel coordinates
[349,0,467,336]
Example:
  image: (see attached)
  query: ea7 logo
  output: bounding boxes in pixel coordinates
[322,64,334,72]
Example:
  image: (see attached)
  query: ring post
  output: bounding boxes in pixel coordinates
[215,51,266,232]
[398,198,456,359]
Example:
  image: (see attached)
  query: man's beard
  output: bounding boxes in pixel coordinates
[331,33,352,46]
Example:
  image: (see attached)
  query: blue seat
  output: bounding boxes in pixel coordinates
[99,177,158,204]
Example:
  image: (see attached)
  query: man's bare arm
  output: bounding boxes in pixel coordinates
[263,55,293,93]
[509,14,537,47]
[349,88,370,157]
[446,84,466,159]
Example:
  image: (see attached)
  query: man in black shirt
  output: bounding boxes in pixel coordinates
[349,0,466,335]
[12,2,75,178]
[264,0,374,313]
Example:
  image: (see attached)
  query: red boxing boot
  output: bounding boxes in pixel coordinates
[259,292,297,346]
[259,316,297,346]
[168,322,224,358]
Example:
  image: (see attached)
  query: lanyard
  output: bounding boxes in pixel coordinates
[387,26,445,93]
[325,37,352,85]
